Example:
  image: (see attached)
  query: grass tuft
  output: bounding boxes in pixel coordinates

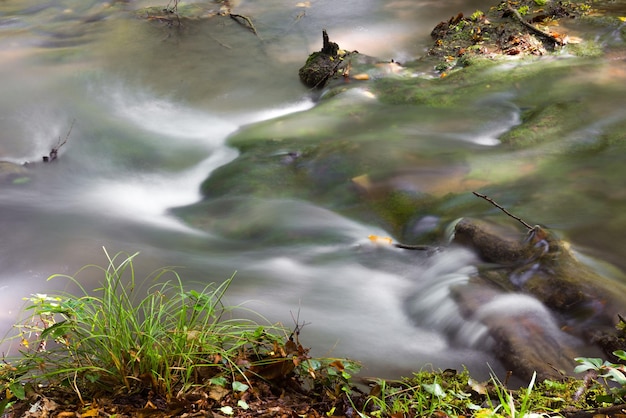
[1,249,347,404]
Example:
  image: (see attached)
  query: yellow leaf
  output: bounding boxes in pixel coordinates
[368,235,393,245]
[351,174,371,190]
[619,16,626,22]
[352,73,370,80]
[81,407,100,417]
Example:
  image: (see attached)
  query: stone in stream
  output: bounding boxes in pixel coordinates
[450,217,626,381]
[298,30,351,88]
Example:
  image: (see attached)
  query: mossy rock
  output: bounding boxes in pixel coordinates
[451,217,626,380]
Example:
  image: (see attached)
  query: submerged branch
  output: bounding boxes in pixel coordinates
[472,191,533,230]
[230,13,260,38]
[44,119,75,163]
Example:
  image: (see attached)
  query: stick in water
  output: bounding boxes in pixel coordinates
[472,191,533,230]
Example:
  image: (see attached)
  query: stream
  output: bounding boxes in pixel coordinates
[1,0,626,381]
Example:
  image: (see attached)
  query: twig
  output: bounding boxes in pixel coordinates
[505,0,564,46]
[230,13,260,38]
[55,118,75,150]
[393,243,434,251]
[44,119,75,162]
[472,191,533,230]
[289,307,311,348]
[164,0,181,27]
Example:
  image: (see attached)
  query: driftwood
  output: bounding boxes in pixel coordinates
[298,30,349,89]
[43,119,74,163]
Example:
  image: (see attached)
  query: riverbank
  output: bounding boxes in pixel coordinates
[1,253,624,417]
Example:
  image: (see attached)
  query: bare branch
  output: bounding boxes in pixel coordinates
[472,191,533,230]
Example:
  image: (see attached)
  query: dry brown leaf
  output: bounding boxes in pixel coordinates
[329,360,345,371]
[208,385,230,401]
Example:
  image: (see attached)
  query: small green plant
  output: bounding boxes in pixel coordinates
[575,350,626,403]
[518,5,530,16]
[533,0,548,6]
[486,371,541,418]
[362,369,478,417]
[470,10,485,21]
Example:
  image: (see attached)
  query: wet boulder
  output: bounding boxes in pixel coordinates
[450,217,626,380]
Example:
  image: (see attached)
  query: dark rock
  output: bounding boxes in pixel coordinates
[299,30,349,88]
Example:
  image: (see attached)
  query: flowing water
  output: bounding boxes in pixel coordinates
[1,0,626,381]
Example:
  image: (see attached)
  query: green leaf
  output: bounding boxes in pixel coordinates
[8,382,25,400]
[574,364,596,374]
[422,382,445,398]
[613,350,626,362]
[209,376,227,387]
[595,394,616,404]
[605,368,626,385]
[574,357,604,373]
[237,399,249,410]
[232,381,249,392]
[220,406,234,415]
[307,359,321,371]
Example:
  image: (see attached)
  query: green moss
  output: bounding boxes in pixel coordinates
[499,101,588,147]
[563,40,604,57]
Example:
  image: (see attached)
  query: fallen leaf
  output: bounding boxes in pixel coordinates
[351,174,372,191]
[208,385,230,401]
[352,73,370,80]
[81,407,100,417]
[368,235,393,245]
[329,360,345,372]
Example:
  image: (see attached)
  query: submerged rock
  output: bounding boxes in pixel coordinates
[0,161,30,185]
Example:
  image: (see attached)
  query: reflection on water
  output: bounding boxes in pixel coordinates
[1,0,626,381]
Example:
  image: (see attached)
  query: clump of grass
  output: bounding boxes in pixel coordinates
[363,368,481,417]
[0,249,345,409]
[485,371,543,418]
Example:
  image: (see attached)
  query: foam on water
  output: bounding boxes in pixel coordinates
[107,87,238,144]
[83,147,238,233]
[79,87,319,232]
